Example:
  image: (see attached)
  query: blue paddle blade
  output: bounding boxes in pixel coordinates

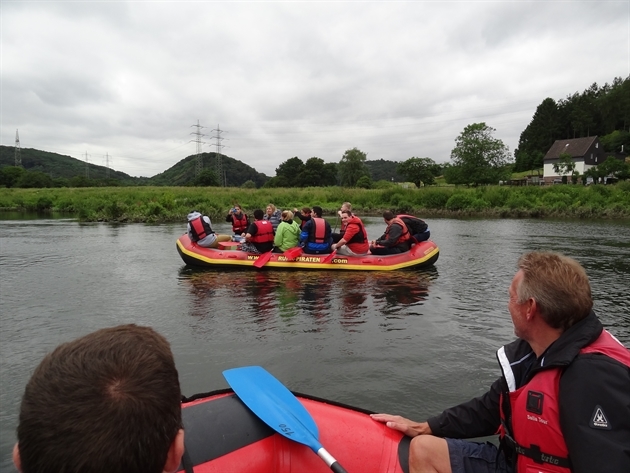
[223,366,321,452]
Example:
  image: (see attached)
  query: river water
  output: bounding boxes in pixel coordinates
[1,216,629,471]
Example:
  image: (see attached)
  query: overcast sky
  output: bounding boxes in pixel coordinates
[1,1,628,178]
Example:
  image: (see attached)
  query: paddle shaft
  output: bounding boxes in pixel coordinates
[319,448,348,473]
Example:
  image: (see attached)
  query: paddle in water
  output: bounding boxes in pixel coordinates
[223,366,348,473]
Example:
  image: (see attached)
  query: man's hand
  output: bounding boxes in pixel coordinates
[370,414,432,438]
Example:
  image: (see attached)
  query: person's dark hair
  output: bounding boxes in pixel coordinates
[301,207,311,214]
[341,210,352,218]
[16,324,182,473]
[516,251,593,331]
[383,210,395,221]
[254,209,264,220]
[312,206,323,217]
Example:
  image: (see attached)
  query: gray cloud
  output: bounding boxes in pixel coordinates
[1,1,627,177]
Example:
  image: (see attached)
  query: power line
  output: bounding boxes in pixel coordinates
[83,151,90,179]
[14,130,22,167]
[210,124,227,186]
[190,120,206,177]
[104,153,111,179]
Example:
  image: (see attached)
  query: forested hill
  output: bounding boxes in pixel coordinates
[150,152,269,187]
[515,76,630,172]
[0,146,269,187]
[0,146,140,183]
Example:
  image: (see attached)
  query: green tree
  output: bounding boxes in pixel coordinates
[17,171,53,188]
[552,152,576,181]
[192,169,220,187]
[297,157,328,187]
[514,98,560,172]
[241,180,256,188]
[0,166,25,188]
[275,157,304,180]
[449,123,512,186]
[338,148,369,187]
[598,156,629,180]
[355,175,373,189]
[397,157,437,187]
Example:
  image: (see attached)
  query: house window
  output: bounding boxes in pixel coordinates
[596,143,598,148]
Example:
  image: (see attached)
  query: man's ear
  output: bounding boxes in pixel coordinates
[525,297,538,320]
[163,429,185,473]
[13,443,22,472]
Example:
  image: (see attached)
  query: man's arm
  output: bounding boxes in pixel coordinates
[560,355,630,473]
[334,223,359,248]
[372,378,503,439]
[377,224,402,248]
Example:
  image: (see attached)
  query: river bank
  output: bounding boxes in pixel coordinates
[1,183,628,222]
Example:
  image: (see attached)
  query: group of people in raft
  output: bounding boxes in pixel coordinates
[186,201,431,257]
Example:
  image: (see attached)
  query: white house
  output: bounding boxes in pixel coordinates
[543,136,606,183]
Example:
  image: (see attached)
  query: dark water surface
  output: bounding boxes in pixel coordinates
[1,216,629,471]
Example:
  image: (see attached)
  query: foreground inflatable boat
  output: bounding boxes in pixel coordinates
[179,389,410,473]
[176,234,439,271]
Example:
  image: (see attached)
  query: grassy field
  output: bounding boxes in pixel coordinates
[1,182,629,222]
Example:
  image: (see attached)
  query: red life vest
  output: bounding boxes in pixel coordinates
[231,213,248,233]
[308,217,328,244]
[499,330,630,472]
[385,217,411,245]
[249,220,274,244]
[189,216,213,242]
[344,216,368,244]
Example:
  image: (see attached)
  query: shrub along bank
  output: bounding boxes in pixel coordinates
[0,183,629,222]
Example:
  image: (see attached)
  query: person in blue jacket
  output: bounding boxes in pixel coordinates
[299,205,332,254]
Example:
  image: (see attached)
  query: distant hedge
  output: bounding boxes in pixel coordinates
[0,183,628,222]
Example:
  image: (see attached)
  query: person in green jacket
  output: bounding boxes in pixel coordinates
[273,210,301,253]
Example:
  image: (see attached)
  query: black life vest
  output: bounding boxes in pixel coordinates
[398,215,428,235]
[189,216,214,242]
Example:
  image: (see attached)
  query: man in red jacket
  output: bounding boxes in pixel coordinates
[372,251,630,473]
[331,210,369,256]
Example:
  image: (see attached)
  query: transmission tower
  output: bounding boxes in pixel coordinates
[14,130,22,167]
[190,120,206,177]
[104,153,111,179]
[84,151,90,179]
[210,125,227,186]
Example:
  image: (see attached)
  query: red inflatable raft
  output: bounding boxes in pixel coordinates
[176,234,439,271]
[179,389,410,473]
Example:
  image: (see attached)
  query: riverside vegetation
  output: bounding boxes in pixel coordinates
[1,183,629,222]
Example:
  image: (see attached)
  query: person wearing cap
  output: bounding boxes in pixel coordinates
[187,210,231,248]
[372,251,630,473]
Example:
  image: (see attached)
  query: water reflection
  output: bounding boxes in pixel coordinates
[178,268,435,333]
